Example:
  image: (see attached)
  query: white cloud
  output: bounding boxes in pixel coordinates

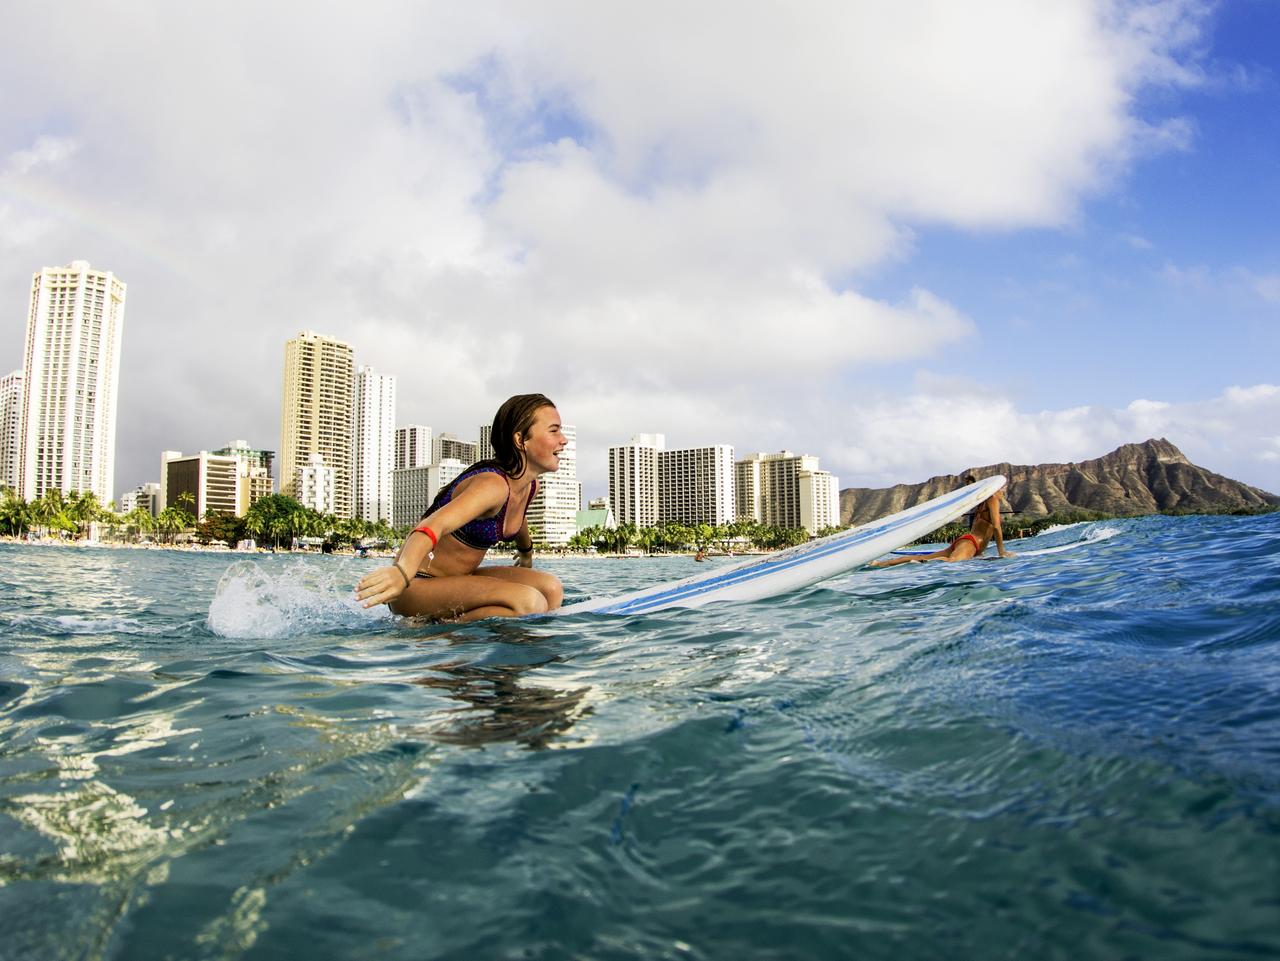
[826,382,1280,494]
[1239,271,1280,305]
[1161,263,1280,305]
[0,1,1218,500]
[6,136,79,176]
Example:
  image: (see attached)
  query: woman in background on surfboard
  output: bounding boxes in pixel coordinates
[871,474,1014,567]
[355,393,565,621]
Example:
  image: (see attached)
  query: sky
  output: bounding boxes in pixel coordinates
[1,0,1277,504]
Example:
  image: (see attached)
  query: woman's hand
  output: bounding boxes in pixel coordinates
[513,547,533,569]
[355,564,410,608]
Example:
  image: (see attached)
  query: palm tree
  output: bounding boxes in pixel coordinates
[634,525,658,555]
[29,488,63,537]
[0,489,30,537]
[156,506,192,544]
[67,490,105,539]
[124,506,156,542]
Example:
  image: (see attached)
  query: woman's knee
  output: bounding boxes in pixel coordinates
[539,574,564,609]
[508,584,549,616]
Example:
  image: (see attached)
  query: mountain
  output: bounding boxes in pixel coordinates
[839,438,1280,525]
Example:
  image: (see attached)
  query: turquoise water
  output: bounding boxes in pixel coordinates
[1,513,1278,960]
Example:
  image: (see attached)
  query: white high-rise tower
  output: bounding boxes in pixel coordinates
[353,366,397,523]
[607,433,664,527]
[1,370,23,493]
[19,262,126,503]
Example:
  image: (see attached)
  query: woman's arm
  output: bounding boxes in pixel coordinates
[355,474,508,607]
[512,518,535,568]
[990,492,1012,557]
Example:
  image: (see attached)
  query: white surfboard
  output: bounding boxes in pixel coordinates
[557,475,1007,616]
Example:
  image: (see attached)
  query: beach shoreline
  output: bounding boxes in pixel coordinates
[0,535,760,560]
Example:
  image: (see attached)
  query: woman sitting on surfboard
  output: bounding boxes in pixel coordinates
[355,393,565,621]
[871,474,1014,567]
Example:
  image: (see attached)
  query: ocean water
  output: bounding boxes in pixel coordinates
[1,513,1278,961]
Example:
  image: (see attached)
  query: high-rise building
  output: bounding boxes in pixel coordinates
[297,453,336,515]
[658,445,736,526]
[736,451,838,533]
[527,424,582,546]
[213,440,275,512]
[280,331,354,517]
[478,424,494,462]
[433,433,477,466]
[391,465,432,529]
[353,366,396,523]
[395,425,432,470]
[160,450,240,518]
[1,370,23,493]
[18,261,126,503]
[799,468,840,534]
[608,433,664,527]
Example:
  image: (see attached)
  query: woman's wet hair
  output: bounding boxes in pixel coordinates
[490,393,556,477]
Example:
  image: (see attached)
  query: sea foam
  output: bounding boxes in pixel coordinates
[206,560,393,639]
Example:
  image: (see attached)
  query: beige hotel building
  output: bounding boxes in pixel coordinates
[736,451,839,534]
[280,331,354,518]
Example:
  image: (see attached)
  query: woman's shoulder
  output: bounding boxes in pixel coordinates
[452,469,510,502]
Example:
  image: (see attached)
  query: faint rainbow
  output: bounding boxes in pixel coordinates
[0,175,203,286]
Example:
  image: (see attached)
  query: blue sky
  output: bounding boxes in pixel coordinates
[0,1,1276,502]
[865,0,1280,411]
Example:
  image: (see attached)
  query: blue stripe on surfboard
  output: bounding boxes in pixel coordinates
[575,483,985,615]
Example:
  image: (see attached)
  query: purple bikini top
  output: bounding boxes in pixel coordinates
[424,464,536,550]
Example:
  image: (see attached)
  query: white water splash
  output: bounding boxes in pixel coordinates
[207,561,394,639]
[1016,523,1121,557]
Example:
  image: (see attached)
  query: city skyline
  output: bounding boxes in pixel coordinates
[1,286,846,516]
[2,3,1276,502]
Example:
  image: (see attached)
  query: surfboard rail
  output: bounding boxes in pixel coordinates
[557,474,1007,616]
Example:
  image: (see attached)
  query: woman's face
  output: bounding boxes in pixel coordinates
[518,406,566,475]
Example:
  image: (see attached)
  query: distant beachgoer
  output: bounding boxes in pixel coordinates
[355,394,565,620]
[870,473,1015,567]
[694,548,708,562]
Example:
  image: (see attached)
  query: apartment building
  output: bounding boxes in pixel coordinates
[0,370,22,492]
[280,331,354,517]
[608,433,663,527]
[433,433,477,466]
[658,445,736,526]
[395,425,432,470]
[18,261,126,503]
[736,451,839,534]
[159,450,240,518]
[353,366,397,523]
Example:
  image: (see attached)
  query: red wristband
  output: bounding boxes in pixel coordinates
[413,524,438,549]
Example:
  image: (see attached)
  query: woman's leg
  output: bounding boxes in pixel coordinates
[870,547,952,568]
[473,566,564,610]
[390,574,551,622]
